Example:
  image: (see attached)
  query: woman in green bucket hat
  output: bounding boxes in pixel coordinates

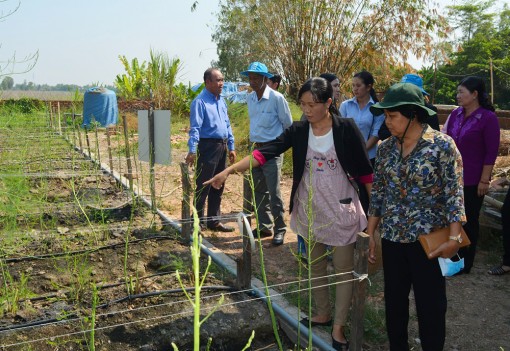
[366,82,466,350]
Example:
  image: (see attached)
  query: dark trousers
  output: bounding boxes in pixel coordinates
[459,185,485,272]
[501,187,510,266]
[194,140,227,228]
[382,239,446,351]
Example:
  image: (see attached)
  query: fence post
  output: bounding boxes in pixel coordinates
[106,128,114,172]
[72,112,78,149]
[236,216,252,289]
[49,102,54,129]
[57,102,61,134]
[76,118,83,151]
[84,124,92,159]
[148,107,156,213]
[48,102,53,129]
[94,123,101,165]
[122,115,133,192]
[180,162,192,242]
[350,232,369,351]
[243,173,253,226]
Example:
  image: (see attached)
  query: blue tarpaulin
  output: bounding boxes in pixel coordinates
[82,87,119,127]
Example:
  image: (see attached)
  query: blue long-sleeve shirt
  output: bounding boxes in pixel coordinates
[340,97,384,159]
[247,86,292,142]
[187,88,235,153]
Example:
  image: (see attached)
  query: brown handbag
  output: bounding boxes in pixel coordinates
[418,227,471,259]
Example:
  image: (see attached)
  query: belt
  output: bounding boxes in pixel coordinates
[200,138,227,144]
[253,141,271,148]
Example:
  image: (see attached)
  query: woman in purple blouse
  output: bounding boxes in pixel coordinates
[442,76,500,274]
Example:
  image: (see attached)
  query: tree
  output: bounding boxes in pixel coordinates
[0,76,14,90]
[446,0,496,43]
[0,1,39,78]
[212,0,450,98]
[421,1,510,109]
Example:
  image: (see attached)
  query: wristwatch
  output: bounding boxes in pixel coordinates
[449,234,463,244]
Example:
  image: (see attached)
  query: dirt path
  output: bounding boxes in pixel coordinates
[90,127,510,350]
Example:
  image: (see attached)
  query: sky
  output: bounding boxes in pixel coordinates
[1,0,220,86]
[2,0,509,88]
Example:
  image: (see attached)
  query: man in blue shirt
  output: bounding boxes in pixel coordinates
[241,62,293,245]
[186,68,236,232]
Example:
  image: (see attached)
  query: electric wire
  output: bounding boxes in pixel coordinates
[493,64,510,77]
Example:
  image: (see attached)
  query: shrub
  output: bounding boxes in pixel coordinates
[1,98,46,113]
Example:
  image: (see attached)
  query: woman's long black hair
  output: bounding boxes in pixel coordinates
[459,76,495,112]
[353,70,379,102]
[298,77,339,115]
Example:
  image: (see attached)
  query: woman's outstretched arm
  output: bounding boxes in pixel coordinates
[203,154,261,190]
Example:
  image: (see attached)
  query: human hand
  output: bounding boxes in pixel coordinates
[428,240,459,259]
[477,182,489,197]
[229,151,237,165]
[368,235,377,264]
[185,152,196,167]
[203,170,229,190]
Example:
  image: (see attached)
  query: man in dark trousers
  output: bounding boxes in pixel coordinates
[241,62,293,245]
[378,74,440,140]
[186,68,236,232]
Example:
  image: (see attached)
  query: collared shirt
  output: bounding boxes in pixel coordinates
[187,87,235,153]
[368,125,466,243]
[339,97,384,159]
[442,106,500,185]
[247,85,292,142]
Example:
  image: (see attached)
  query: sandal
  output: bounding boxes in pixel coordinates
[331,333,349,351]
[300,317,332,327]
[488,264,510,275]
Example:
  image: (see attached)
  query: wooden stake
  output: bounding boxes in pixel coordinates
[180,162,192,242]
[350,232,370,351]
[106,128,114,172]
[122,115,133,192]
[57,102,62,135]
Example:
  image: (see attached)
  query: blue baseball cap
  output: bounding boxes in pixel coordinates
[370,83,436,116]
[400,74,429,96]
[240,62,273,78]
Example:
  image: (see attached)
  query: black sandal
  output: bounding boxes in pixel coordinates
[299,317,332,327]
[488,264,510,275]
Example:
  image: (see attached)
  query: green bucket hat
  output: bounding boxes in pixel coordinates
[370,83,435,116]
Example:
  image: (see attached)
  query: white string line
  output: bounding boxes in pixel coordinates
[0,271,365,346]
[0,157,132,165]
[0,170,195,177]
[0,222,158,239]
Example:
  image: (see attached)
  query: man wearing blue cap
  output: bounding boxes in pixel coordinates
[378,73,439,140]
[241,62,293,245]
